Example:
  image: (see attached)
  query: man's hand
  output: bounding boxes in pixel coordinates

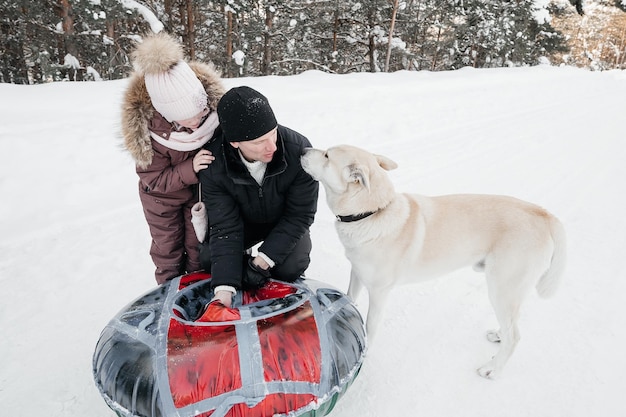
[252,256,270,270]
[211,288,235,307]
[242,256,271,290]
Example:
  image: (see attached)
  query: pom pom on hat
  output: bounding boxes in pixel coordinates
[217,86,278,142]
[132,33,207,122]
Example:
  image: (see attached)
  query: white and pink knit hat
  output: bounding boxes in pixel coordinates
[144,60,208,122]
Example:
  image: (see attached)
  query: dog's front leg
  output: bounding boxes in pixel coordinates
[347,268,364,302]
[365,287,392,342]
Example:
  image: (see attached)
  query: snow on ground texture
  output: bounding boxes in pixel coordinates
[1,66,625,417]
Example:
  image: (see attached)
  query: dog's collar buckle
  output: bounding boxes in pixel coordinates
[336,211,377,223]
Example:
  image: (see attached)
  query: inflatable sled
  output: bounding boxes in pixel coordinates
[93,272,366,417]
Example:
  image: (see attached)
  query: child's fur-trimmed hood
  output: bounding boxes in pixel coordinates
[121,33,225,169]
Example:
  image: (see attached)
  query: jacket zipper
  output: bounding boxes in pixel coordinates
[258,183,266,218]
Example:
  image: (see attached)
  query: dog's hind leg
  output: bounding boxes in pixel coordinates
[477,262,536,379]
[479,241,554,379]
[478,282,522,379]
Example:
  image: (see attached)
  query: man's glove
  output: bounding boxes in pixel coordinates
[242,255,271,290]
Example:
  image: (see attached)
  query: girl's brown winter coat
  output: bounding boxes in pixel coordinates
[121,59,224,282]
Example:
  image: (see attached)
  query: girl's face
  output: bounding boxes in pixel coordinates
[174,107,210,130]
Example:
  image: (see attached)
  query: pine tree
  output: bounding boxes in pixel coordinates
[0,0,150,83]
[0,0,598,83]
[449,0,566,69]
[0,2,29,83]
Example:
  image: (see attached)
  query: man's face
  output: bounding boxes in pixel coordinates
[231,128,278,163]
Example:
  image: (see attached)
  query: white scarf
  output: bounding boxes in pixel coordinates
[150,111,219,151]
[239,151,267,185]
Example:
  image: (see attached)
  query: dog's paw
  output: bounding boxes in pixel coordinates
[486,330,501,343]
[477,363,499,379]
[472,260,486,272]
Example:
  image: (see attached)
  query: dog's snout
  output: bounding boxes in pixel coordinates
[300,150,309,168]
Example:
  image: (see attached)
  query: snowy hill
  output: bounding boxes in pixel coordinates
[1,65,625,417]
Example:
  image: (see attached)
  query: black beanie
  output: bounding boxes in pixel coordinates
[217,86,278,142]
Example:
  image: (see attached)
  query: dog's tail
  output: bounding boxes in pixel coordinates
[536,216,567,298]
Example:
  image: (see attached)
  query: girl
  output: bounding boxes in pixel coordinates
[121,33,224,284]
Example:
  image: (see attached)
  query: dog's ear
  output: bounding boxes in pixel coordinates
[347,164,370,191]
[375,154,398,171]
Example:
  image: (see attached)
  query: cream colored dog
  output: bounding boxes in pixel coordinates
[301,144,566,379]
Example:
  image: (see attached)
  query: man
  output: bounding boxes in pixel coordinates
[199,86,319,307]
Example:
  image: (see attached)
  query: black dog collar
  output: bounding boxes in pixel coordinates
[335,211,377,223]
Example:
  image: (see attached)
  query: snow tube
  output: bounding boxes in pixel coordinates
[93,272,366,417]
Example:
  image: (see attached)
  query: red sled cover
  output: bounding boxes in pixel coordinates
[93,272,366,417]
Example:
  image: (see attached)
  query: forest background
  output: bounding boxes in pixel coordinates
[1,0,625,84]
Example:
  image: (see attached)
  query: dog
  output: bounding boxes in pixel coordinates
[301,144,566,379]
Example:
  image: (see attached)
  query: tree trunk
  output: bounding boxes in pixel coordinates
[58,0,77,57]
[368,11,376,72]
[333,10,338,53]
[0,21,29,84]
[384,0,399,72]
[164,0,172,30]
[185,0,195,59]
[262,6,273,75]
[106,19,126,80]
[431,25,442,71]
[618,23,626,69]
[226,10,233,77]
[57,0,82,80]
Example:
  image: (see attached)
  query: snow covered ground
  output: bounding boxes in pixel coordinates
[1,65,625,417]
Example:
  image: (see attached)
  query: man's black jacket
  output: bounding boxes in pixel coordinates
[199,125,319,289]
